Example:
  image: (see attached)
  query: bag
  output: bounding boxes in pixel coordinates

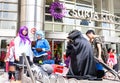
[94,36,108,63]
[5,61,9,72]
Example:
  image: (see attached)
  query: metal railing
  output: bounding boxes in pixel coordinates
[21,53,36,83]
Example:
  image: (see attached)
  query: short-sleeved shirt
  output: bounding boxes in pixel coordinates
[92,37,102,57]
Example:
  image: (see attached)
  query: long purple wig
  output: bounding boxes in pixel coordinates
[18,26,31,44]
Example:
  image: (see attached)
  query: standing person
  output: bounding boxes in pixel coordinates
[66,30,97,79]
[14,26,33,80]
[112,49,118,72]
[32,30,50,64]
[4,39,16,80]
[107,48,115,69]
[4,44,10,72]
[86,30,105,79]
[107,48,118,69]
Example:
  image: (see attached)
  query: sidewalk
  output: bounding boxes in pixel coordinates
[0,69,120,83]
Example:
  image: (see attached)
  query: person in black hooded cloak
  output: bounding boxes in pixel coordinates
[66,30,97,79]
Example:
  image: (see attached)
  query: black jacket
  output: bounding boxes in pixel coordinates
[66,30,97,78]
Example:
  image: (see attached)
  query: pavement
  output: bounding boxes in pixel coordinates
[0,69,120,83]
[0,73,120,83]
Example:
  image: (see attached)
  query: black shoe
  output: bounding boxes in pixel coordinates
[88,77,103,81]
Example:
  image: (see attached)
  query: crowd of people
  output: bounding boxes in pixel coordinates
[1,26,120,81]
[4,26,50,81]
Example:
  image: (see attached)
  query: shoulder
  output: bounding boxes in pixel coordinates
[42,39,49,42]
[14,36,20,42]
[94,37,102,44]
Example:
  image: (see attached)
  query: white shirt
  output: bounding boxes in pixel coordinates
[14,36,33,61]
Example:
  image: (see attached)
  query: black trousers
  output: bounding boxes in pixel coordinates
[15,56,33,66]
[33,55,47,64]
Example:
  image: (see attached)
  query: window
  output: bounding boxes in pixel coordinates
[54,24,64,32]
[0,1,18,30]
[0,3,2,10]
[45,15,52,21]
[3,0,18,3]
[46,0,53,5]
[76,0,92,5]
[66,25,74,33]
[1,21,17,29]
[45,23,53,31]
[45,7,50,13]
[54,18,63,22]
[3,12,17,20]
[3,4,18,11]
[64,17,75,24]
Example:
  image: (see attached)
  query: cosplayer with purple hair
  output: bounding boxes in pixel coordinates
[18,26,31,44]
[14,26,33,80]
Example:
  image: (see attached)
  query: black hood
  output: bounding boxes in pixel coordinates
[67,30,83,40]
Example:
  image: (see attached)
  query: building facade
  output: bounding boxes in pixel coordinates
[0,0,120,58]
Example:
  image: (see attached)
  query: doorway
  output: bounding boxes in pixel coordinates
[48,39,65,63]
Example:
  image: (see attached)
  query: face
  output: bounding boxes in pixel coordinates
[36,34,42,40]
[22,29,28,36]
[86,33,93,39]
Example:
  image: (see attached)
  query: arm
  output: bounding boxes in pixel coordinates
[29,44,33,62]
[97,43,103,62]
[97,44,102,58]
[43,39,50,51]
[14,37,20,61]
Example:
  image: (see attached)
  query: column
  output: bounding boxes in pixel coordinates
[94,0,102,35]
[20,0,45,40]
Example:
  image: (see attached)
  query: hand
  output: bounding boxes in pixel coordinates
[36,48,42,52]
[31,41,36,47]
[98,57,103,62]
[15,58,19,61]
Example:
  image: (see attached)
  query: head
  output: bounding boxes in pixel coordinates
[18,26,30,44]
[112,49,116,53]
[19,26,28,36]
[35,30,44,40]
[108,48,112,53]
[67,29,83,40]
[6,44,9,49]
[86,30,95,39]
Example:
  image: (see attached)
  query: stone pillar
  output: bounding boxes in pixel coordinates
[108,0,116,49]
[20,0,45,40]
[94,0,102,35]
[108,0,115,37]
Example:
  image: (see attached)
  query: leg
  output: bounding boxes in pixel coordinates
[8,71,12,80]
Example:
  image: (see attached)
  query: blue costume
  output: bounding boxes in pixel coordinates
[32,39,50,57]
[32,30,50,64]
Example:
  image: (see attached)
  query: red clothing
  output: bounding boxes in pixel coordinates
[107,52,116,65]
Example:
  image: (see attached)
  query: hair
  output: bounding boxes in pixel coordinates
[107,48,112,53]
[35,30,45,39]
[86,30,95,35]
[18,26,31,44]
[112,49,116,53]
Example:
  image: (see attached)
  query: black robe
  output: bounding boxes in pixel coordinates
[66,30,97,78]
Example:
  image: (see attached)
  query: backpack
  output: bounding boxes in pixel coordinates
[94,36,108,63]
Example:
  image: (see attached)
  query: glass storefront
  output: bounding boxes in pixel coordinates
[44,0,120,59]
